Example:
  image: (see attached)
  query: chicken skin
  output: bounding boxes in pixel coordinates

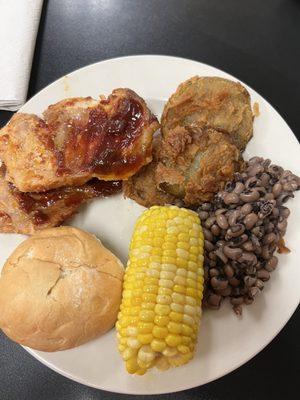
[0,89,159,192]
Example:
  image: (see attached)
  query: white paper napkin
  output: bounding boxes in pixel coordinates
[0,0,43,111]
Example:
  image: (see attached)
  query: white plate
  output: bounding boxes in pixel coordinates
[1,55,300,394]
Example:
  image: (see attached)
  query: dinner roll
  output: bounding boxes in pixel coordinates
[0,226,124,351]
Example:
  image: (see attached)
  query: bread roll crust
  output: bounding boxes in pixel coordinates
[0,226,124,351]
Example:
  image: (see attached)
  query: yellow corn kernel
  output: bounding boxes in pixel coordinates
[139,310,155,322]
[168,321,182,334]
[186,287,197,298]
[154,315,170,326]
[155,304,171,316]
[138,322,154,334]
[172,292,185,304]
[158,287,173,296]
[152,326,168,339]
[182,324,193,336]
[117,206,204,375]
[137,333,153,344]
[178,345,190,354]
[126,358,139,374]
[166,334,182,347]
[170,311,183,322]
[141,302,155,310]
[173,285,186,294]
[176,258,188,268]
[151,339,167,352]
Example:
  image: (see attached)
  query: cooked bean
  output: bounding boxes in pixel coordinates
[216,287,232,296]
[201,203,212,211]
[244,296,254,305]
[283,182,298,191]
[263,232,277,244]
[216,214,229,230]
[245,177,258,188]
[244,276,257,287]
[277,219,287,232]
[279,207,290,218]
[211,276,228,290]
[208,294,222,307]
[198,156,299,315]
[246,265,257,275]
[272,182,282,198]
[203,227,214,241]
[224,264,234,278]
[198,211,209,220]
[250,286,260,298]
[277,192,292,205]
[223,246,242,260]
[264,192,274,200]
[223,192,240,205]
[230,297,244,306]
[229,277,241,287]
[240,190,260,202]
[242,240,254,252]
[261,245,271,260]
[260,172,270,186]
[238,252,257,266]
[209,268,219,277]
[204,240,214,251]
[240,203,252,216]
[228,210,240,226]
[229,234,248,247]
[265,222,275,234]
[255,279,265,290]
[248,164,264,177]
[244,213,258,229]
[211,224,221,236]
[265,256,278,271]
[234,182,245,194]
[272,207,279,218]
[248,156,263,165]
[268,165,283,176]
[227,224,245,238]
[205,216,216,228]
[215,208,227,215]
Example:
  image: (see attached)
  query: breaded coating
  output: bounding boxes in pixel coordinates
[161,76,253,150]
[156,126,243,205]
[123,135,176,207]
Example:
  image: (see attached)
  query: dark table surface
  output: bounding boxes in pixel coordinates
[1,0,300,399]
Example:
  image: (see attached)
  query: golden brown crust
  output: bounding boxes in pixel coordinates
[156,126,243,205]
[0,227,124,351]
[123,134,176,207]
[0,89,159,192]
[161,76,253,150]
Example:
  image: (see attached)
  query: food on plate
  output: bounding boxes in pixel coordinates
[124,76,253,207]
[123,134,177,207]
[0,227,124,351]
[156,126,243,205]
[0,89,159,192]
[198,157,300,314]
[0,166,121,234]
[161,76,253,150]
[116,206,204,374]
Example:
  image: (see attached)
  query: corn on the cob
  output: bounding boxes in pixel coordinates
[116,205,204,375]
